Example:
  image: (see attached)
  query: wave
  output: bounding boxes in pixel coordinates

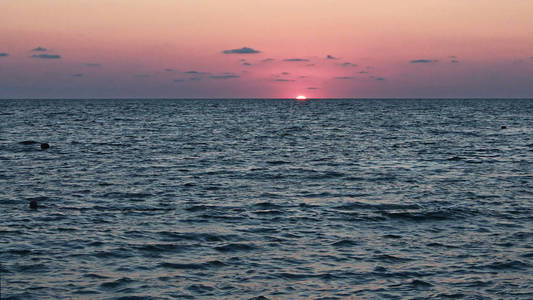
[331,239,359,247]
[334,201,421,211]
[214,243,257,252]
[483,260,531,270]
[382,206,476,221]
[135,243,191,253]
[159,260,226,270]
[100,277,135,289]
[157,231,238,242]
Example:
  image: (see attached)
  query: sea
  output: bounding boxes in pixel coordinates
[1,98,532,299]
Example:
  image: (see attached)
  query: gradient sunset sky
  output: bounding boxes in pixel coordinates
[1,0,533,98]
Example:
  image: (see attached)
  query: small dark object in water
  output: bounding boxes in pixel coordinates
[40,143,50,150]
[19,140,38,145]
[29,200,38,209]
[501,125,507,129]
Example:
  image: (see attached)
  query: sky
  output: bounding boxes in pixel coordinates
[1,0,533,99]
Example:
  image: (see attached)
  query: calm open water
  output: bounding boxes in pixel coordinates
[1,99,532,299]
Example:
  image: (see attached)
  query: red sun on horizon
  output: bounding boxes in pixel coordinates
[296,95,307,100]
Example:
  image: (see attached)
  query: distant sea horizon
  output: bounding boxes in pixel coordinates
[2,97,533,100]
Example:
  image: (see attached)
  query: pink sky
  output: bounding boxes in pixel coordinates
[1,0,533,98]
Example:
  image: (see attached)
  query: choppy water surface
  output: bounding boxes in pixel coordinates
[1,99,532,299]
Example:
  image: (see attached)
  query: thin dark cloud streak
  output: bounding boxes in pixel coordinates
[327,55,339,60]
[410,59,438,63]
[284,58,310,62]
[184,70,208,75]
[222,47,260,54]
[274,79,295,82]
[210,74,240,79]
[32,47,47,52]
[334,76,354,80]
[0,53,8,57]
[341,62,358,67]
[86,63,101,67]
[31,54,61,59]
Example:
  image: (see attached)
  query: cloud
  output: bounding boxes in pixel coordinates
[32,47,47,52]
[341,62,358,67]
[242,62,252,66]
[184,70,208,75]
[410,59,438,63]
[134,74,150,78]
[306,64,315,67]
[165,68,175,72]
[334,76,354,80]
[274,79,295,82]
[0,53,8,57]
[261,58,274,62]
[86,63,101,67]
[368,75,385,81]
[209,74,240,79]
[449,56,457,59]
[222,47,260,54]
[307,87,319,90]
[284,58,310,62]
[72,73,84,77]
[359,71,369,74]
[450,60,459,63]
[31,54,61,59]
[189,77,202,81]
[281,72,290,75]
[327,55,339,60]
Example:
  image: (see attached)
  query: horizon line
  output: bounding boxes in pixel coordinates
[2,97,533,100]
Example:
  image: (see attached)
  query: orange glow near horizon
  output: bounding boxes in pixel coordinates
[296,95,307,100]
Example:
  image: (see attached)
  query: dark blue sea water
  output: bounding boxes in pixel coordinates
[1,99,532,299]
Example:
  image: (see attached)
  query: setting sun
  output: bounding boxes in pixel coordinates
[296,95,307,100]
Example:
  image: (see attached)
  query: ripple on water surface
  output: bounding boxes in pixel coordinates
[1,98,533,299]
